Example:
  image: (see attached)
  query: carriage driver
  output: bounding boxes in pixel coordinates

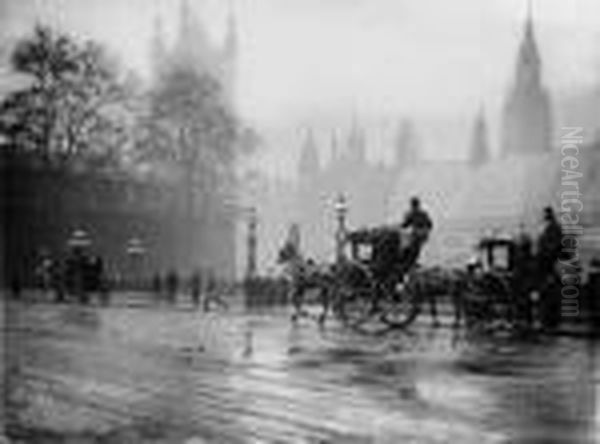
[400,196,433,270]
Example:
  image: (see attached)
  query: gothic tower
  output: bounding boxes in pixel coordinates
[173,0,215,73]
[221,2,238,108]
[298,128,320,181]
[501,5,553,157]
[330,129,340,164]
[346,116,366,165]
[469,107,490,167]
[394,118,418,170]
[150,14,167,84]
[150,0,238,106]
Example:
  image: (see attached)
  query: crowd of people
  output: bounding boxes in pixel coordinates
[11,248,234,310]
[19,248,109,304]
[150,269,230,311]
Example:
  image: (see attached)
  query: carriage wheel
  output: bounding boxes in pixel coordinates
[379,281,421,328]
[464,274,513,331]
[336,284,376,328]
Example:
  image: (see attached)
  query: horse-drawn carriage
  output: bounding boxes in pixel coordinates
[279,223,534,333]
[460,236,521,330]
[278,224,423,330]
[333,226,421,329]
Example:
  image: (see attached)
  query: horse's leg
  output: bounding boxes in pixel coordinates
[450,282,462,328]
[290,283,303,323]
[431,293,441,327]
[318,284,330,327]
[424,283,440,327]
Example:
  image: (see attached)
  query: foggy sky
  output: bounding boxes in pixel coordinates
[1,0,599,165]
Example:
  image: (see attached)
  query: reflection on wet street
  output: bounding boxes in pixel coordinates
[3,300,596,443]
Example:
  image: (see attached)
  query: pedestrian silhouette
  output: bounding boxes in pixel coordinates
[190,269,202,308]
[165,269,179,306]
[152,272,162,304]
[10,274,22,301]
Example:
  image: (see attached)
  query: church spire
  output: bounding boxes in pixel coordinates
[469,106,490,167]
[501,1,552,157]
[175,0,211,71]
[177,0,192,44]
[330,128,340,162]
[220,0,238,107]
[394,118,418,169]
[516,0,541,86]
[224,0,238,58]
[298,128,320,180]
[150,11,167,83]
[347,114,366,164]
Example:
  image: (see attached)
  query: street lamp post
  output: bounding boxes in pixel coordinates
[67,228,91,302]
[334,193,348,263]
[126,237,146,289]
[246,207,258,280]
[67,228,91,252]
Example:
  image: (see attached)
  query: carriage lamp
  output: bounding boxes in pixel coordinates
[246,207,258,280]
[334,193,347,215]
[126,237,147,289]
[126,237,146,256]
[67,229,92,251]
[334,194,348,263]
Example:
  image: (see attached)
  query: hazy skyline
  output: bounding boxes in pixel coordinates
[1,0,599,168]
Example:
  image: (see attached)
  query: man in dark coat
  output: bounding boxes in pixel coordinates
[151,272,162,303]
[536,207,563,329]
[165,270,179,305]
[190,269,202,308]
[400,196,433,271]
[10,273,22,301]
[512,225,535,326]
[372,227,402,282]
[537,207,563,279]
[51,259,66,303]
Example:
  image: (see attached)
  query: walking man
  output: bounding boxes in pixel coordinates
[152,272,162,304]
[512,225,535,327]
[190,269,202,308]
[165,269,179,306]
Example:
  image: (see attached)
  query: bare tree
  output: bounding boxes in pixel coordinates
[0,25,134,168]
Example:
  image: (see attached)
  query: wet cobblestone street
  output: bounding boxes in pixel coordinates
[2,297,597,443]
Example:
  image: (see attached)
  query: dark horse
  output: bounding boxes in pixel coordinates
[403,265,468,327]
[277,241,335,325]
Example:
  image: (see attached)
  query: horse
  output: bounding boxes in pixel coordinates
[402,265,467,327]
[277,242,335,325]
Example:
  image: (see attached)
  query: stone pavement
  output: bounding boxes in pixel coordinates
[1,299,597,443]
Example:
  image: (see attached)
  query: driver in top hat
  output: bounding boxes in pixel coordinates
[400,196,433,270]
